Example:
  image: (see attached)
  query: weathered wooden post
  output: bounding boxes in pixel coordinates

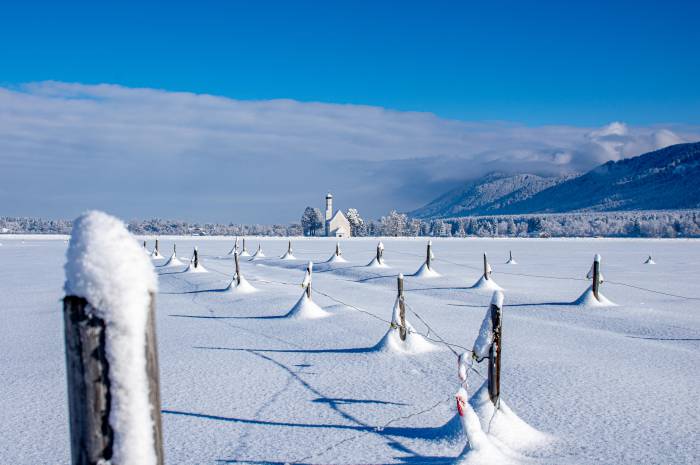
[143,240,147,250]
[376,241,384,264]
[242,238,247,254]
[63,211,163,465]
[335,242,341,257]
[193,247,199,269]
[303,261,313,298]
[591,254,601,301]
[426,240,433,270]
[397,273,407,341]
[234,251,241,285]
[154,239,159,255]
[173,243,176,255]
[509,250,513,262]
[488,291,503,405]
[288,240,293,255]
[483,253,491,280]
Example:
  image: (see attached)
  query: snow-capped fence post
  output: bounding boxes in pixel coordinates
[154,239,159,255]
[62,211,164,465]
[287,240,292,255]
[426,241,433,270]
[193,247,199,269]
[303,261,313,298]
[335,242,341,257]
[376,242,384,264]
[234,251,241,285]
[589,254,602,301]
[483,253,490,280]
[143,240,147,250]
[397,273,407,341]
[488,292,503,405]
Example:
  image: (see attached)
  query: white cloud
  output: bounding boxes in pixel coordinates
[0,81,698,222]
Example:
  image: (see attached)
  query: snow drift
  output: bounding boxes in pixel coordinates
[285,292,330,319]
[413,262,441,278]
[573,286,616,307]
[225,275,257,294]
[373,297,438,354]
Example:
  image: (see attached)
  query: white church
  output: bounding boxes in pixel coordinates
[324,192,352,237]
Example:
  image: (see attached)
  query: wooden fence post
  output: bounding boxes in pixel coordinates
[335,242,341,257]
[143,240,147,250]
[376,242,383,264]
[509,250,513,262]
[426,241,432,270]
[304,262,313,298]
[154,239,159,255]
[234,252,241,285]
[62,292,164,465]
[483,253,490,280]
[193,247,199,269]
[242,238,247,254]
[288,240,292,255]
[488,292,503,405]
[592,254,601,301]
[397,273,406,341]
[173,243,176,255]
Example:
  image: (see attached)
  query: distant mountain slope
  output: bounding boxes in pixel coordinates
[412,142,700,219]
[410,172,570,219]
[499,141,700,214]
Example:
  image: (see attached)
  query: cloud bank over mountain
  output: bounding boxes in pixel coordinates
[1,81,698,222]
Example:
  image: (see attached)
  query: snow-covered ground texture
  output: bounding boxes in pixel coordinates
[1,236,699,464]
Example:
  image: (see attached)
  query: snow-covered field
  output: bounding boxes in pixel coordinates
[2,235,699,464]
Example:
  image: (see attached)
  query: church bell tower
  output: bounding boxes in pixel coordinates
[325,192,333,236]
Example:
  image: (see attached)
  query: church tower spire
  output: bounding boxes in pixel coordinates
[325,192,333,236]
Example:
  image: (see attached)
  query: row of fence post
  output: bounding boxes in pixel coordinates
[67,233,608,463]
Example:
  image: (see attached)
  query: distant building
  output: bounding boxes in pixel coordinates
[324,193,351,237]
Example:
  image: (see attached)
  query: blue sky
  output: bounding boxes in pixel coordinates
[1,1,699,223]
[3,1,699,125]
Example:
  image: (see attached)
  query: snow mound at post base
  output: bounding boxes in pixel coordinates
[326,254,347,263]
[225,275,257,294]
[162,254,183,267]
[457,383,551,465]
[185,263,208,273]
[285,293,330,319]
[505,258,517,265]
[280,252,296,260]
[373,299,439,354]
[366,257,389,268]
[239,250,251,257]
[471,276,504,291]
[250,250,266,260]
[573,286,616,307]
[373,326,439,354]
[413,262,441,278]
[64,211,158,465]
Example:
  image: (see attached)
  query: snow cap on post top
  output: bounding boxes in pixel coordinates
[491,290,504,309]
[594,254,601,263]
[64,210,159,465]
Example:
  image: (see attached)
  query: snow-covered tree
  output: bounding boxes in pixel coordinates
[345,208,366,236]
[381,210,408,236]
[301,207,324,236]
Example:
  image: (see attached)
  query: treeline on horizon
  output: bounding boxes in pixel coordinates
[2,209,700,238]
